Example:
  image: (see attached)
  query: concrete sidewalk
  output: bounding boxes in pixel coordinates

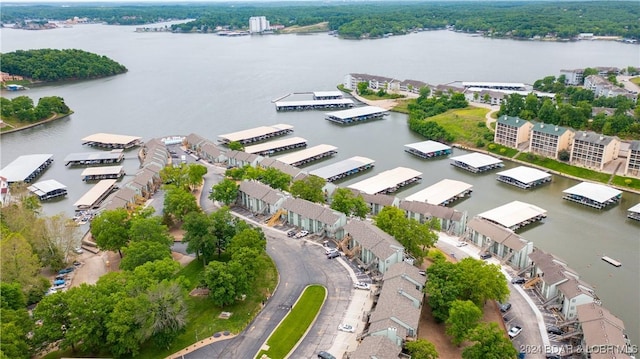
[166,333,237,359]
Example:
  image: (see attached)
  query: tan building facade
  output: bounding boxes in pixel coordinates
[529,123,574,159]
[625,140,640,177]
[570,131,620,171]
[494,116,533,149]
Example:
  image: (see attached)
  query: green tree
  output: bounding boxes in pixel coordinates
[405,339,439,359]
[63,284,114,354]
[375,206,436,265]
[330,188,369,218]
[0,283,26,310]
[140,281,188,349]
[128,215,172,246]
[210,178,239,206]
[186,163,208,190]
[289,175,326,203]
[106,296,147,358]
[357,81,371,95]
[228,141,244,151]
[558,149,570,162]
[90,208,130,257]
[500,93,524,117]
[182,211,216,265]
[462,323,518,359]
[0,233,41,293]
[163,185,200,222]
[204,261,237,307]
[537,99,557,124]
[209,207,237,257]
[260,167,291,191]
[457,258,509,306]
[446,300,483,345]
[227,228,266,255]
[120,241,172,271]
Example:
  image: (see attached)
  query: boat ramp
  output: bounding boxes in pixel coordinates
[325,106,389,125]
[347,167,422,195]
[627,203,640,221]
[244,137,307,156]
[478,200,547,231]
[27,179,67,201]
[218,124,294,145]
[405,179,472,206]
[450,153,504,173]
[404,140,452,159]
[276,144,338,167]
[73,179,118,211]
[64,149,125,167]
[81,166,125,181]
[562,182,622,209]
[309,156,375,182]
[496,166,552,189]
[275,99,354,111]
[0,154,54,184]
[81,133,142,149]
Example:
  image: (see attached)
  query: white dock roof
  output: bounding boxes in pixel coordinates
[405,140,451,154]
[64,149,124,162]
[405,179,472,205]
[275,98,354,107]
[81,133,142,145]
[563,182,622,203]
[478,201,547,229]
[80,166,124,176]
[450,152,503,168]
[244,137,307,154]
[309,156,375,179]
[325,106,388,120]
[0,154,53,182]
[313,91,343,98]
[74,179,117,208]
[28,179,66,196]
[276,144,338,165]
[348,167,422,195]
[496,166,551,183]
[218,124,293,143]
[628,203,640,214]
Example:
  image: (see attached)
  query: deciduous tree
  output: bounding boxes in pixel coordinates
[405,339,439,359]
[120,241,172,271]
[163,185,200,222]
[289,175,326,203]
[462,323,518,359]
[446,300,483,345]
[210,178,239,206]
[90,208,130,257]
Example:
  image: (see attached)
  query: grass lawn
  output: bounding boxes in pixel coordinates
[336,84,352,93]
[515,153,611,183]
[487,143,519,158]
[427,107,492,147]
[629,77,640,86]
[611,175,640,190]
[359,92,405,100]
[392,98,413,114]
[256,285,327,359]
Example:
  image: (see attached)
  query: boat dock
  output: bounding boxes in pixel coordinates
[73,179,118,211]
[562,182,622,209]
[81,133,143,149]
[276,144,338,167]
[309,156,375,182]
[218,124,294,145]
[81,166,125,181]
[275,98,355,111]
[496,166,552,189]
[477,200,547,231]
[404,140,452,159]
[244,137,307,156]
[64,149,125,167]
[627,203,640,221]
[450,152,504,173]
[325,106,389,125]
[405,179,473,206]
[313,91,344,100]
[347,167,422,195]
[27,179,67,201]
[0,154,54,184]
[601,256,622,267]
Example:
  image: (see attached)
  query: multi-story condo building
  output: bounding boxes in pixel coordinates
[570,131,620,171]
[529,123,574,159]
[493,115,533,149]
[625,140,640,177]
[249,16,270,34]
[560,69,584,85]
[584,75,637,102]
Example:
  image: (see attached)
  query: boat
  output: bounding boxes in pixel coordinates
[601,256,621,267]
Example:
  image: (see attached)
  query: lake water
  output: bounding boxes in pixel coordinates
[1,23,639,344]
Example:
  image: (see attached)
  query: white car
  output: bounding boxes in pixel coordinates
[456,242,468,247]
[325,248,338,255]
[508,325,523,338]
[354,282,371,290]
[295,230,309,238]
[338,323,355,333]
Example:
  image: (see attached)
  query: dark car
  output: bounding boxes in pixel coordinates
[286,230,297,237]
[511,277,526,284]
[499,302,512,313]
[318,351,336,359]
[58,267,74,275]
[547,326,563,335]
[480,253,492,260]
[327,251,340,259]
[545,355,561,359]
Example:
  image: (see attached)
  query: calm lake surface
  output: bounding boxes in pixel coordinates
[1,23,639,344]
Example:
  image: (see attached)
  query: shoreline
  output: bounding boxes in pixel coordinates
[0,111,74,135]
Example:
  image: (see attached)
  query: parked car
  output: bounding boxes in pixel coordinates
[318,351,336,359]
[286,230,297,237]
[327,251,340,259]
[418,270,426,276]
[547,326,563,335]
[456,241,468,247]
[53,279,66,286]
[325,248,338,255]
[480,253,492,260]
[55,275,66,281]
[508,325,523,338]
[545,355,561,359]
[499,302,512,313]
[354,282,371,290]
[58,267,74,275]
[338,323,355,333]
[51,283,66,290]
[295,230,309,238]
[511,277,526,284]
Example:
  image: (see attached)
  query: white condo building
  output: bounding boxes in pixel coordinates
[249,16,270,34]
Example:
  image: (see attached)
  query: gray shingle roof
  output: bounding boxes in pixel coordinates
[382,261,423,284]
[573,131,618,146]
[399,200,463,221]
[282,197,341,225]
[369,283,420,335]
[467,217,527,251]
[185,133,208,147]
[343,220,403,260]
[349,335,401,359]
[259,157,301,177]
[350,189,397,206]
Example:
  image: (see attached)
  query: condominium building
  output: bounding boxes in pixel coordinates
[560,69,584,85]
[529,123,574,159]
[494,115,533,149]
[625,140,640,177]
[570,131,620,171]
[249,16,270,34]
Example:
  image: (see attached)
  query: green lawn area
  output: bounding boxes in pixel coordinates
[487,143,519,158]
[611,175,640,190]
[515,153,611,183]
[359,92,405,100]
[256,285,327,359]
[427,107,492,147]
[629,77,640,86]
[392,98,413,114]
[336,84,352,93]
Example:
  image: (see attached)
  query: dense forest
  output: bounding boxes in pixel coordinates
[0,95,71,123]
[1,2,638,40]
[0,49,127,82]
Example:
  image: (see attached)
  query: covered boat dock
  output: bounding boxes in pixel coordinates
[628,203,640,221]
[275,99,354,111]
[562,182,622,209]
[347,167,422,195]
[276,144,338,167]
[309,156,375,182]
[313,91,344,100]
[0,154,54,184]
[27,179,67,201]
[325,106,389,124]
[218,124,294,145]
[81,133,142,149]
[404,179,472,206]
[404,140,452,159]
[64,149,124,167]
[478,200,547,231]
[450,152,504,173]
[81,166,125,181]
[496,166,552,189]
[73,179,118,211]
[244,137,307,156]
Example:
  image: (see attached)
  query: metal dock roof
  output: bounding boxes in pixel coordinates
[244,137,307,155]
[218,124,293,143]
[309,156,375,180]
[478,200,547,229]
[405,179,472,205]
[450,152,503,168]
[275,99,353,108]
[496,166,551,184]
[325,106,388,120]
[0,154,53,182]
[80,166,124,177]
[27,179,67,196]
[404,140,452,154]
[313,91,343,98]
[628,203,640,214]
[276,144,338,165]
[74,179,117,209]
[348,167,422,195]
[81,133,142,145]
[64,149,124,163]
[562,182,622,203]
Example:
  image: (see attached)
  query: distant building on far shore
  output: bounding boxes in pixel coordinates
[249,16,270,34]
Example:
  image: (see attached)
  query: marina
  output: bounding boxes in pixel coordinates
[450,152,504,173]
[275,144,338,167]
[80,166,125,181]
[73,179,118,211]
[218,124,294,145]
[347,167,422,195]
[27,179,67,201]
[275,98,355,111]
[562,182,622,209]
[64,149,125,167]
[244,137,307,156]
[628,203,640,221]
[496,166,552,189]
[313,91,344,100]
[404,140,452,159]
[404,179,473,206]
[81,133,143,149]
[0,154,54,184]
[325,106,389,125]
[309,156,375,182]
[477,200,547,231]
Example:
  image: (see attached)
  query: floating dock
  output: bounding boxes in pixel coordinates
[450,152,504,173]
[562,182,622,209]
[309,156,375,182]
[496,166,552,189]
[628,203,640,221]
[244,137,307,156]
[601,256,622,267]
[313,91,344,100]
[276,144,338,167]
[477,200,547,231]
[275,99,354,111]
[81,166,125,181]
[347,167,422,195]
[27,179,67,201]
[404,179,472,206]
[81,133,142,149]
[0,154,54,184]
[218,124,294,145]
[325,106,389,125]
[404,140,452,159]
[74,179,118,211]
[64,149,124,167]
